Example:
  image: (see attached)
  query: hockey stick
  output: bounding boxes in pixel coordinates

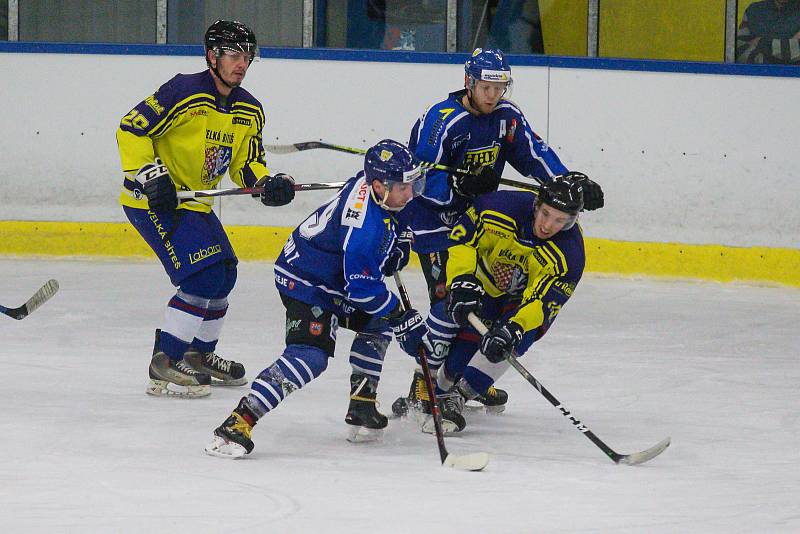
[176,181,348,200]
[1,279,60,320]
[467,313,670,466]
[393,273,489,472]
[265,141,541,192]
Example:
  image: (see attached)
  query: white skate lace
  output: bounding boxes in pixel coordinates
[206,352,232,373]
[175,360,199,375]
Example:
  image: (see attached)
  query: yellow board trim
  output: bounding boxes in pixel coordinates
[1,221,798,287]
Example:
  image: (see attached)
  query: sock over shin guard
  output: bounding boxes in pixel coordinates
[247,344,328,416]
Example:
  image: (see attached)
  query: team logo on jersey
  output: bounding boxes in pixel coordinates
[504,118,517,142]
[342,177,370,228]
[463,144,499,167]
[490,261,527,295]
[309,321,323,336]
[201,145,232,184]
[439,209,462,226]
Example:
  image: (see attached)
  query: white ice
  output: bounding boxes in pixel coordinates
[0,258,797,533]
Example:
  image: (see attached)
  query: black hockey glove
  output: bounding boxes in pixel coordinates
[480,320,524,363]
[450,163,501,198]
[382,227,413,276]
[567,171,604,211]
[446,274,485,326]
[256,173,296,207]
[388,306,433,358]
[137,158,177,212]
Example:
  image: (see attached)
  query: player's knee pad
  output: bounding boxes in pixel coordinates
[179,262,227,300]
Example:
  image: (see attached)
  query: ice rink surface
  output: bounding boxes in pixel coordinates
[0,258,797,533]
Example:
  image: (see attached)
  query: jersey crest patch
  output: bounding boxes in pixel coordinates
[490,261,527,295]
[341,177,370,228]
[202,145,232,185]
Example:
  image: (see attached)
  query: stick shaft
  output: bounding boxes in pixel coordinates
[393,273,450,464]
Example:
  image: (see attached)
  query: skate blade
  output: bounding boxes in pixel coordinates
[146,379,211,398]
[346,425,384,443]
[465,401,506,415]
[204,435,248,459]
[210,376,248,387]
[419,415,461,435]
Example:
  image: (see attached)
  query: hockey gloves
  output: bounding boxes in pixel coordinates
[389,307,433,358]
[480,320,524,363]
[137,158,177,212]
[381,227,413,277]
[447,274,485,326]
[567,171,604,211]
[450,163,501,198]
[256,173,296,207]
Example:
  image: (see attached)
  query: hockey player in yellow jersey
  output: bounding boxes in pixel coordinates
[117,20,296,397]
[413,174,587,432]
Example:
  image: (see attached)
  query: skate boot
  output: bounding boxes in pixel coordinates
[184,347,247,386]
[345,373,388,443]
[391,368,427,417]
[146,329,211,397]
[205,397,258,459]
[467,385,508,414]
[421,387,466,435]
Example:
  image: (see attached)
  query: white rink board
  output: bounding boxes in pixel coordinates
[0,52,798,249]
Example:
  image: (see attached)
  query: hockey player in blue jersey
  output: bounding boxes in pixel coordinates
[205,140,433,458]
[394,48,603,423]
[426,174,586,433]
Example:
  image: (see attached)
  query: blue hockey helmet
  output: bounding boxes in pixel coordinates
[465,48,512,91]
[364,139,426,206]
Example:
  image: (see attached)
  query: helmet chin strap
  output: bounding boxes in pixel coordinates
[370,182,402,212]
[211,51,239,89]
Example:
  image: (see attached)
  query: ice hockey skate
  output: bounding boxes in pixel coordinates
[419,388,466,434]
[345,373,387,443]
[184,348,247,386]
[465,385,508,414]
[146,351,211,398]
[394,369,465,434]
[205,397,257,459]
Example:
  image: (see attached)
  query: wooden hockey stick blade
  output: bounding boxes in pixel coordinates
[615,437,671,466]
[443,452,490,471]
[0,279,59,320]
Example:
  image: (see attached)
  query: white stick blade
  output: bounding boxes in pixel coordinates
[443,452,490,471]
[25,279,59,314]
[619,437,671,466]
[265,144,300,154]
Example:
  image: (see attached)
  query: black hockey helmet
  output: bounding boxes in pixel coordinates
[537,173,584,222]
[204,20,258,66]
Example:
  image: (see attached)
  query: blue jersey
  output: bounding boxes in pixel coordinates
[274,174,400,318]
[401,89,568,253]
